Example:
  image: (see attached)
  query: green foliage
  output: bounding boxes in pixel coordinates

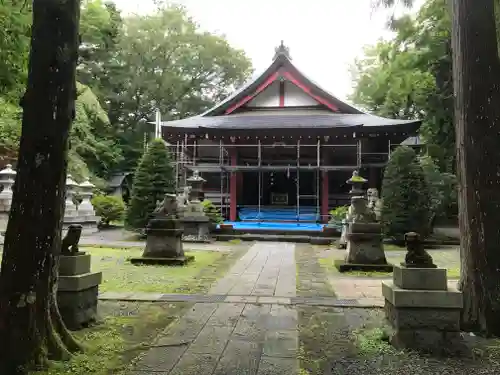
[0,0,252,185]
[419,155,458,220]
[201,199,223,224]
[125,139,175,229]
[351,0,455,172]
[0,1,31,99]
[91,195,125,225]
[328,205,349,223]
[353,327,396,356]
[106,5,253,171]
[0,98,22,153]
[70,82,122,180]
[381,146,431,240]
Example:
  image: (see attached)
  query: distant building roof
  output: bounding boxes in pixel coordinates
[160,42,422,135]
[108,172,133,188]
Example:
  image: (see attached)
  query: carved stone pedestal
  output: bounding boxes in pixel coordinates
[382,265,464,355]
[182,215,211,243]
[57,253,102,330]
[130,216,194,266]
[335,222,392,272]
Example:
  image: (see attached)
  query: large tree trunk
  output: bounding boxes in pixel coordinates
[0,0,82,373]
[452,0,500,335]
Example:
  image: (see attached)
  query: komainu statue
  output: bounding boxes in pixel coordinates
[61,224,83,255]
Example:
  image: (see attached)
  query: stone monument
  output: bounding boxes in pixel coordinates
[335,195,392,272]
[63,176,100,234]
[338,170,368,249]
[57,224,102,330]
[367,188,382,222]
[130,193,194,265]
[181,170,211,243]
[382,232,464,354]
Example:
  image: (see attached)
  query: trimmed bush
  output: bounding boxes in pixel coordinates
[419,155,458,221]
[381,146,431,240]
[125,139,175,229]
[329,205,349,224]
[91,195,125,226]
[201,199,224,224]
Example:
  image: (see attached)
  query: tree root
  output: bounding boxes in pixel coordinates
[50,298,83,353]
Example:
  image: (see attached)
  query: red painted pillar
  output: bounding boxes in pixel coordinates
[321,171,329,223]
[230,148,237,222]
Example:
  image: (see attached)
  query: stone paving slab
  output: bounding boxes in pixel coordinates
[330,278,459,302]
[209,242,297,297]
[98,292,384,308]
[128,242,301,375]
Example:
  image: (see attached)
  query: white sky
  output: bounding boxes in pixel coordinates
[113,0,425,101]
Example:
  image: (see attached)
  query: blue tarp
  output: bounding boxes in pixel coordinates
[221,221,325,232]
[238,207,319,222]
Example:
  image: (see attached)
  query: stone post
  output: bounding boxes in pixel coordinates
[382,232,464,354]
[64,175,78,217]
[57,225,102,330]
[78,179,96,216]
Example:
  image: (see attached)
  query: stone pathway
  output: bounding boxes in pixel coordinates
[129,242,300,375]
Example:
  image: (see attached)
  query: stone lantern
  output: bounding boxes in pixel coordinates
[78,179,96,216]
[0,164,16,208]
[347,170,367,196]
[186,170,206,202]
[181,170,210,242]
[64,175,78,217]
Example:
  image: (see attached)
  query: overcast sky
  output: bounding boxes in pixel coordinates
[113,0,424,101]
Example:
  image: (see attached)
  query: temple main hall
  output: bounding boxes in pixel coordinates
[160,42,421,226]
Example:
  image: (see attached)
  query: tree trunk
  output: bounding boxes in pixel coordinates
[0,0,82,373]
[452,0,500,335]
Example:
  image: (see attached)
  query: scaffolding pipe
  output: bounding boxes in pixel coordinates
[357,139,362,168]
[316,139,320,221]
[175,141,180,193]
[258,139,262,220]
[296,139,300,222]
[193,139,197,166]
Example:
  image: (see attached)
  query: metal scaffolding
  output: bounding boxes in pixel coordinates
[170,139,391,221]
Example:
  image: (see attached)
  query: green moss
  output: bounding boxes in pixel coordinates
[87,247,240,294]
[353,327,397,356]
[33,302,187,375]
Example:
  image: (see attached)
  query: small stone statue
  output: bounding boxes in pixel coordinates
[177,186,191,206]
[61,224,83,255]
[350,196,376,223]
[367,188,382,221]
[402,232,436,268]
[153,193,178,217]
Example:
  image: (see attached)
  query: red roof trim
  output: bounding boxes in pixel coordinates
[225,72,280,114]
[283,71,339,112]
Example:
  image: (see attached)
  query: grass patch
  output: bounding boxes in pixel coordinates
[33,302,188,375]
[352,327,397,356]
[87,247,242,294]
[383,243,405,251]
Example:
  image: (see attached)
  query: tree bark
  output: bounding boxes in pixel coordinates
[452,0,500,335]
[0,0,82,373]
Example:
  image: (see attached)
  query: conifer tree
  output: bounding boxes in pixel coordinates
[381,146,431,240]
[126,139,175,229]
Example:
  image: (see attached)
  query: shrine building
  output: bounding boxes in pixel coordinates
[160,42,421,226]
